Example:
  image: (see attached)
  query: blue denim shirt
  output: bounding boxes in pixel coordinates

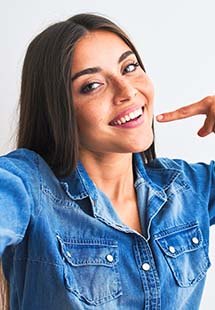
[0,148,214,310]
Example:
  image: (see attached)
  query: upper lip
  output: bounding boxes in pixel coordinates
[109,104,144,124]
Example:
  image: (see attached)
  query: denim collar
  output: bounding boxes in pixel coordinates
[60,160,98,201]
[134,153,182,195]
[60,153,182,202]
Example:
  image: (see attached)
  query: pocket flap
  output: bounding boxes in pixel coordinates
[156,224,203,258]
[57,235,118,267]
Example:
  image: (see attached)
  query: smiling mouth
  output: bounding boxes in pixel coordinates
[109,107,144,126]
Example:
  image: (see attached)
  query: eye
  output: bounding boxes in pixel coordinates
[80,82,102,94]
[123,62,139,74]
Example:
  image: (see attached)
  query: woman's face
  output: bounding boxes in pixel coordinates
[71,30,154,155]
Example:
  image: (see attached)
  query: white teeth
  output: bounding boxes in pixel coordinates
[133,110,139,118]
[120,117,126,124]
[112,107,143,125]
[135,108,143,117]
[129,112,135,119]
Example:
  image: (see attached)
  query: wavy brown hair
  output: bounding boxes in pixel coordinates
[17,13,156,177]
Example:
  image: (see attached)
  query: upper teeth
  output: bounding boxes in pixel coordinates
[113,108,143,125]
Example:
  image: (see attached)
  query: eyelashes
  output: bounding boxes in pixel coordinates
[80,61,140,94]
[80,82,102,94]
[122,62,139,74]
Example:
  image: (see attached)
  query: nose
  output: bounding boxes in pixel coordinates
[112,77,137,105]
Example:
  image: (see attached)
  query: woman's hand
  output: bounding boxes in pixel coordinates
[156,95,215,137]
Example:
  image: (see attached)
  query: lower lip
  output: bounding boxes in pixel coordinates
[110,113,144,129]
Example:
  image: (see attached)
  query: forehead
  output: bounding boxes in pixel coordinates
[71,30,132,71]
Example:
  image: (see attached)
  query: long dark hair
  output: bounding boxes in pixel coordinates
[17,13,156,177]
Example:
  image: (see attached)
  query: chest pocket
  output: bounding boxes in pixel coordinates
[57,235,122,306]
[155,223,211,287]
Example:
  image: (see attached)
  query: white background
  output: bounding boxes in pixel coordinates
[0,0,214,308]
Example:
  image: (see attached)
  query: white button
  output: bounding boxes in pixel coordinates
[169,246,176,254]
[66,251,72,258]
[106,254,114,262]
[192,237,199,244]
[142,263,150,271]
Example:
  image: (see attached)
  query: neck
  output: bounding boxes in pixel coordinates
[79,150,135,203]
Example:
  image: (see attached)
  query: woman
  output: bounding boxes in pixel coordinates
[0,13,214,310]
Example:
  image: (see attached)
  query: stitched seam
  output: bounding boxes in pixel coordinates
[143,241,160,308]
[153,221,198,239]
[135,179,166,199]
[41,185,75,206]
[133,240,150,306]
[14,258,63,267]
[76,167,97,200]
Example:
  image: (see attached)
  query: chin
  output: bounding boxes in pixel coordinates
[130,133,154,153]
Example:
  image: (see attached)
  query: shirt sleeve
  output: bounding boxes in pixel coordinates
[0,150,38,257]
[173,159,215,226]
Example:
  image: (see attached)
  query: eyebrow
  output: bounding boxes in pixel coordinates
[71,50,134,82]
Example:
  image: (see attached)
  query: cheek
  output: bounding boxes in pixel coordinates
[134,73,154,95]
[142,79,154,95]
[76,106,106,130]
[148,83,155,101]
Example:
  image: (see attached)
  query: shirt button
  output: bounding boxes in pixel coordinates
[192,237,199,244]
[106,254,114,262]
[142,263,150,271]
[169,246,176,254]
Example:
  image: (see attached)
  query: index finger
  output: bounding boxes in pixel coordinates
[156,99,207,122]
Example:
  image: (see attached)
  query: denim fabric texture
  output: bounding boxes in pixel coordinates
[0,148,214,309]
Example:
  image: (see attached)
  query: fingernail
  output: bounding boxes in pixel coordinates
[156,114,164,121]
